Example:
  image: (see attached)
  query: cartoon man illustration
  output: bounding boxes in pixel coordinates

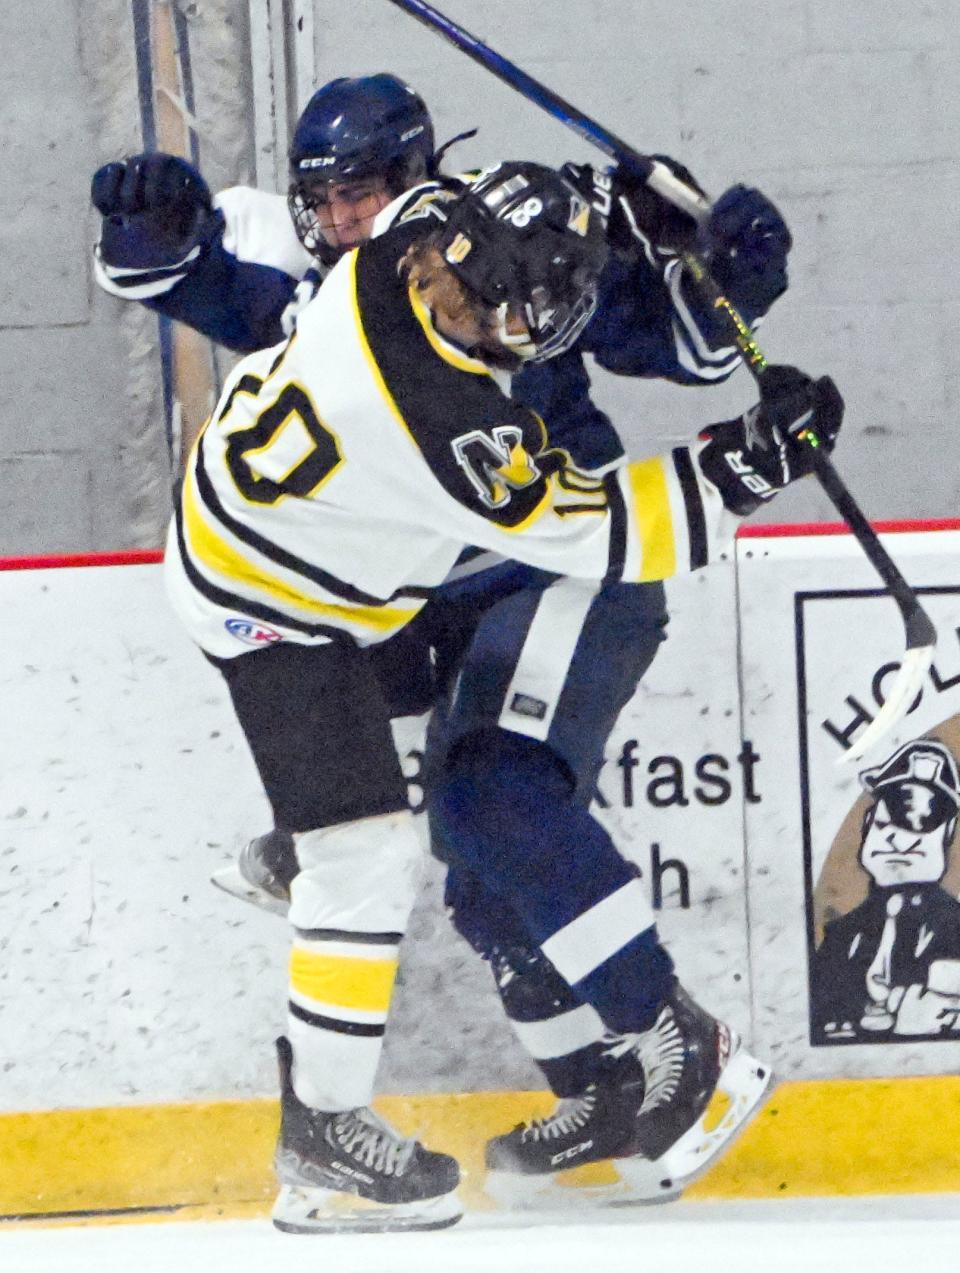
[811,739,960,1042]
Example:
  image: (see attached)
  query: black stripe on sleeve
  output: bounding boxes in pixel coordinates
[173,501,352,643]
[602,469,628,584]
[555,503,609,518]
[289,999,385,1038]
[671,447,708,570]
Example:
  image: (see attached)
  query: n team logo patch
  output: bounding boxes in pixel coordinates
[451,425,542,511]
[225,617,284,647]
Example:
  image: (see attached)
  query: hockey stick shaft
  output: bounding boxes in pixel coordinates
[683,260,937,653]
[383,0,710,221]
[383,0,934,655]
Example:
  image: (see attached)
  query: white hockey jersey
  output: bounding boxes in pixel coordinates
[165,218,739,659]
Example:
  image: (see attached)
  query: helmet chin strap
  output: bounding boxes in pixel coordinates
[494,302,537,359]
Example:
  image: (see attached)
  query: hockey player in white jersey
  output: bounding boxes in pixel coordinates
[92,73,799,1218]
[163,160,839,1231]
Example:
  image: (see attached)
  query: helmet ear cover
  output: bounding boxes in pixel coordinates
[437,162,608,363]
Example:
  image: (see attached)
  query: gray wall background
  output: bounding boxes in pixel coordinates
[0,0,252,555]
[307,0,960,525]
[1,1,957,555]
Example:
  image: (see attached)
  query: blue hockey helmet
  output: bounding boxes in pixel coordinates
[289,73,435,190]
[437,162,609,363]
[288,74,436,264]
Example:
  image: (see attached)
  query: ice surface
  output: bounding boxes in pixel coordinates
[3,1196,960,1273]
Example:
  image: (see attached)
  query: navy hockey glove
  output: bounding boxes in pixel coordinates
[702,184,792,313]
[607,156,705,253]
[697,365,844,515]
[92,152,214,264]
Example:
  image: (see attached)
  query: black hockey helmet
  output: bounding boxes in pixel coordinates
[437,162,609,363]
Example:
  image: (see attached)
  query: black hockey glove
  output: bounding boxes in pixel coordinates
[608,155,706,253]
[701,184,792,313]
[92,152,214,262]
[697,365,844,516]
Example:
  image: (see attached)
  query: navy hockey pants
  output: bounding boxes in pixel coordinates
[428,577,675,1042]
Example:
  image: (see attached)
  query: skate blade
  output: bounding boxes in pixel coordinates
[271,1183,462,1234]
[210,865,289,917]
[485,1165,680,1211]
[616,1048,773,1200]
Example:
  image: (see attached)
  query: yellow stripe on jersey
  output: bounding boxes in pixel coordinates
[627,457,677,581]
[181,466,419,634]
[492,471,554,534]
[290,946,399,1015]
[408,285,491,375]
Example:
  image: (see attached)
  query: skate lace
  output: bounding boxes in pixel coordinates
[520,1089,597,1143]
[332,1106,417,1176]
[604,1006,685,1114]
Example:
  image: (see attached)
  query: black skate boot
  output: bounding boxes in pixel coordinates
[610,983,771,1199]
[271,1037,462,1234]
[211,829,298,916]
[484,1066,653,1207]
[485,983,771,1207]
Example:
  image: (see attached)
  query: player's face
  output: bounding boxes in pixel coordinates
[860,791,949,886]
[306,176,393,251]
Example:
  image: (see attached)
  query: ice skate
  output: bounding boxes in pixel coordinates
[211,829,297,917]
[271,1037,462,1234]
[485,983,771,1208]
[484,1081,674,1209]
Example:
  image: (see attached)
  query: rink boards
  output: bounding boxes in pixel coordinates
[3,524,960,1217]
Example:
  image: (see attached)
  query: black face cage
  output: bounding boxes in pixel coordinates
[287,186,342,267]
[287,153,434,267]
[523,278,600,363]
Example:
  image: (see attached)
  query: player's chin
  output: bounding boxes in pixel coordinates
[319,227,361,253]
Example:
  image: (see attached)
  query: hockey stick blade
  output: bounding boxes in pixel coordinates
[838,642,935,765]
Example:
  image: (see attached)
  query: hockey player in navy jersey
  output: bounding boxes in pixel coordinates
[92,75,795,1217]
[93,75,443,355]
[161,159,839,1231]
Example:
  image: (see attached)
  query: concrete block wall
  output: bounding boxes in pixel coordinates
[0,1,135,554]
[0,0,252,557]
[2,1,957,545]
